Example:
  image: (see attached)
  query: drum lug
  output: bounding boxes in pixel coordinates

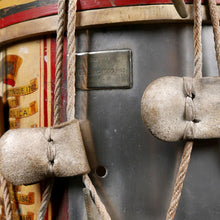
[172,0,188,18]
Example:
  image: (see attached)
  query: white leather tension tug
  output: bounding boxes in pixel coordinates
[0,119,90,185]
[141,76,220,142]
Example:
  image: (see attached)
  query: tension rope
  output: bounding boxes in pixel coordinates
[0,175,12,220]
[208,0,220,73]
[1,0,220,219]
[166,0,220,219]
[38,0,111,219]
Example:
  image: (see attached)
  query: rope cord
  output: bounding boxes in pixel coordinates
[83,174,111,220]
[165,142,193,220]
[66,0,111,218]
[193,0,203,79]
[166,0,203,219]
[54,0,67,126]
[208,0,220,74]
[0,175,12,220]
[38,0,111,219]
[37,1,66,219]
[37,180,54,220]
[67,0,77,121]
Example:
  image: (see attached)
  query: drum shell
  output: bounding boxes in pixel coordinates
[1,1,220,220]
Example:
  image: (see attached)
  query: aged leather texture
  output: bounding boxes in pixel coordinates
[141,76,220,142]
[0,119,90,185]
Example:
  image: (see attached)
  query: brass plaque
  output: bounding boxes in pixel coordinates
[76,50,132,90]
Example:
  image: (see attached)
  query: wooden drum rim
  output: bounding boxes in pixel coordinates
[0,4,220,45]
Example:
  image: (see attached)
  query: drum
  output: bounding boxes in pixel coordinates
[1,1,220,219]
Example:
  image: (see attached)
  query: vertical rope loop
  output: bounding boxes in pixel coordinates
[67,0,77,121]
[37,180,54,220]
[166,0,203,218]
[193,0,203,78]
[54,0,67,125]
[83,174,111,220]
[38,0,111,219]
[208,0,220,75]
[37,1,66,219]
[66,0,111,219]
[166,142,193,220]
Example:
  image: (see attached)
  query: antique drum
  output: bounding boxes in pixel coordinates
[1,0,220,219]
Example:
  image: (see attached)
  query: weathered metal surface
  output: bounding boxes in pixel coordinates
[76,50,132,90]
[68,24,220,220]
[1,19,220,220]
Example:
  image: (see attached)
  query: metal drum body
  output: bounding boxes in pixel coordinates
[1,1,220,220]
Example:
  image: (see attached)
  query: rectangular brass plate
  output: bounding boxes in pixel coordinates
[76,50,132,90]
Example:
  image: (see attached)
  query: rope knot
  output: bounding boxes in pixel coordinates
[183,77,200,139]
[45,128,56,177]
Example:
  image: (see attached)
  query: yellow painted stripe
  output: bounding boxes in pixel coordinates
[0,0,36,10]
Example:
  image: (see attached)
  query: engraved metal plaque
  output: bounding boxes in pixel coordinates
[76,50,132,90]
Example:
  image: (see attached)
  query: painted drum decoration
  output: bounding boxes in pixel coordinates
[1,0,220,220]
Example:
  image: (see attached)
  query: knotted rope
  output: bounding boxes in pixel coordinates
[166,0,220,219]
[38,0,111,219]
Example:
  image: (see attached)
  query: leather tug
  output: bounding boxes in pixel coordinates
[141,76,220,141]
[0,120,90,185]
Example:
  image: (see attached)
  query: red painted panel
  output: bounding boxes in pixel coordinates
[77,0,112,9]
[77,0,171,9]
[0,4,57,29]
[1,0,220,29]
[77,0,217,9]
[43,38,48,128]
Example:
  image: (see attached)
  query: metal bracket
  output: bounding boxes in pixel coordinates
[172,0,188,18]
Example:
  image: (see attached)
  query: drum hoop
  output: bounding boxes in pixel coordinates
[0,5,217,46]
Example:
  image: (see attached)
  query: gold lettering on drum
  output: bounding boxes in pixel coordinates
[7,96,20,108]
[10,185,35,205]
[16,192,35,205]
[9,119,20,129]
[9,101,38,119]
[6,78,38,97]
[12,212,34,220]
